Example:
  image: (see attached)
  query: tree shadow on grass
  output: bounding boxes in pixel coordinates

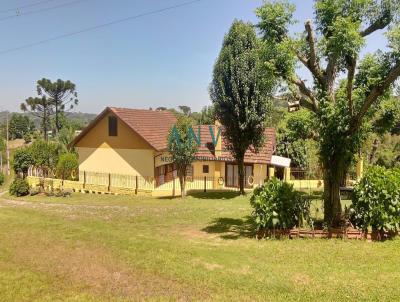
[156,191,242,200]
[188,191,243,200]
[202,216,256,240]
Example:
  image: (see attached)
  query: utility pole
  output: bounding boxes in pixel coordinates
[6,111,10,175]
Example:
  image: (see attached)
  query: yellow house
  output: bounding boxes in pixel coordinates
[71,107,278,195]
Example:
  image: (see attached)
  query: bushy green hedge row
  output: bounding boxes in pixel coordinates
[12,140,78,180]
[250,178,311,230]
[350,166,400,232]
[0,172,4,186]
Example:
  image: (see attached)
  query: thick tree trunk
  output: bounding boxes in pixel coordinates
[323,170,342,227]
[238,158,245,195]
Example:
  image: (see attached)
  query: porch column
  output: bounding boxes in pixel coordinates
[268,166,275,180]
[284,167,291,181]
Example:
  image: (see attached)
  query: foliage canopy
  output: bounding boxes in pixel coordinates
[256,0,400,225]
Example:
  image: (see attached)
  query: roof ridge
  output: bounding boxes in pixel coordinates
[110,106,175,113]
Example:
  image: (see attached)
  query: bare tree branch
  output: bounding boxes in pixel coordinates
[289,77,318,112]
[304,20,324,84]
[351,61,400,132]
[296,52,308,67]
[360,18,390,37]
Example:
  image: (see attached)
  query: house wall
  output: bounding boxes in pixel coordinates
[75,112,155,177]
[76,147,155,176]
[254,164,268,186]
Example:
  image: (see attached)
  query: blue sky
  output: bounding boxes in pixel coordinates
[0,0,388,114]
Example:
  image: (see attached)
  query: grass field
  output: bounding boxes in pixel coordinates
[0,191,399,301]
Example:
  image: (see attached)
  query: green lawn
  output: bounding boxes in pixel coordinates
[0,192,399,301]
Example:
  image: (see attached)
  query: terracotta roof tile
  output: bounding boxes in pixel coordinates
[110,107,177,151]
[194,125,276,164]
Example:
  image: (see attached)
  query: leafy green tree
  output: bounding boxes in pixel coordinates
[256,0,400,226]
[276,110,317,170]
[57,126,76,152]
[367,97,400,165]
[196,106,215,125]
[36,78,78,134]
[8,113,35,140]
[30,140,60,177]
[167,116,198,197]
[210,20,275,194]
[21,96,53,141]
[12,148,34,178]
[56,152,78,180]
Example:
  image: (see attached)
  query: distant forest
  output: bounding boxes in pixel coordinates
[0,111,97,129]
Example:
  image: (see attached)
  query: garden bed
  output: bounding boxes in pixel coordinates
[257,228,398,241]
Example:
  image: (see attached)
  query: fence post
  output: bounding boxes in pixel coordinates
[135,175,139,194]
[83,171,86,189]
[108,173,111,192]
[172,177,175,197]
[204,176,207,193]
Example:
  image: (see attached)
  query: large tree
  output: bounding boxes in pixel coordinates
[210,20,275,194]
[256,0,400,226]
[21,97,53,141]
[36,78,78,134]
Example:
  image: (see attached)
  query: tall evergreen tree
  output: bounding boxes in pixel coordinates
[36,79,78,134]
[210,20,275,194]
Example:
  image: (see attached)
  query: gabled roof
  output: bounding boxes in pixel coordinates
[71,107,276,163]
[71,107,177,151]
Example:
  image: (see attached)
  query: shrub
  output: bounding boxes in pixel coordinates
[13,148,34,177]
[0,172,4,186]
[350,166,400,232]
[23,133,32,144]
[9,178,30,197]
[56,152,78,180]
[250,178,312,231]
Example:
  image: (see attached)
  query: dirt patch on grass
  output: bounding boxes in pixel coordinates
[180,228,220,240]
[292,273,311,286]
[0,198,133,221]
[192,258,224,271]
[4,231,208,301]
